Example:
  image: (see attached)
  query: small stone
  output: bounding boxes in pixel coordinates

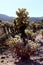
[6,56,9,58]
[39,58,43,61]
[1,60,4,63]
[10,60,13,62]
[15,59,19,62]
[13,56,15,58]
[1,57,5,59]
[7,61,8,63]
[4,53,7,55]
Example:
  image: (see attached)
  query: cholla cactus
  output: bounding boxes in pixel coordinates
[31,32,37,41]
[25,40,40,55]
[25,29,33,36]
[5,34,23,48]
[14,8,29,33]
[14,35,23,45]
[40,29,43,36]
[5,37,15,47]
[28,41,40,50]
[0,8,41,61]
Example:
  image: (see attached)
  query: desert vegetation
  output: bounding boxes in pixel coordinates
[0,8,43,61]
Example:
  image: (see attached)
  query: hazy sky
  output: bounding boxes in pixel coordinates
[0,0,43,17]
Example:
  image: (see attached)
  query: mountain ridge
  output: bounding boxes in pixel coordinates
[0,14,43,22]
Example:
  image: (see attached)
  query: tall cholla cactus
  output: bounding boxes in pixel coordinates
[4,8,40,61]
[14,8,29,33]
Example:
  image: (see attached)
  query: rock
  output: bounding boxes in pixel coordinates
[1,60,4,63]
[1,56,5,59]
[39,58,43,61]
[6,56,9,58]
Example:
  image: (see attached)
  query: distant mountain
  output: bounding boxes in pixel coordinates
[0,14,13,22]
[0,14,43,22]
[29,17,43,22]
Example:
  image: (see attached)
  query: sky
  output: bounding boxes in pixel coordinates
[0,0,43,17]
